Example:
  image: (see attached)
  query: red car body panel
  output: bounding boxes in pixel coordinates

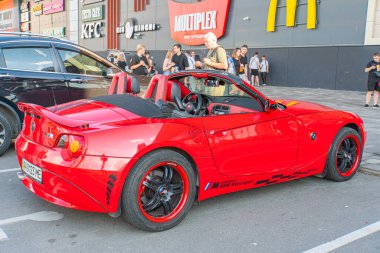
[15,72,366,215]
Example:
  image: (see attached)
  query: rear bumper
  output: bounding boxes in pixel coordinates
[15,134,133,213]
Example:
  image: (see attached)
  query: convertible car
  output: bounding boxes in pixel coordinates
[15,70,365,231]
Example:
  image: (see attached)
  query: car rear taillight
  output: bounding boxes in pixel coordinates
[56,134,86,160]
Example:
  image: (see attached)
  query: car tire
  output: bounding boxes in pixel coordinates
[122,149,197,231]
[0,114,12,156]
[325,127,363,182]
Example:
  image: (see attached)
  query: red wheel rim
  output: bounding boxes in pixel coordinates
[138,162,189,223]
[335,134,361,177]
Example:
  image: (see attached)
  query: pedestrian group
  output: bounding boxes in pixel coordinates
[125,32,270,87]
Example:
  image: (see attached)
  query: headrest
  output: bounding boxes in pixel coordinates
[128,76,140,94]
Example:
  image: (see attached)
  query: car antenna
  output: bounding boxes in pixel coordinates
[51,87,58,110]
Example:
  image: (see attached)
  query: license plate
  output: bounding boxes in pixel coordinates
[22,159,43,184]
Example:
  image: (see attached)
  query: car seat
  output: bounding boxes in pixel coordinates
[108,72,140,95]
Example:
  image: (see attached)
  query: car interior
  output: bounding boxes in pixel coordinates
[106,72,264,119]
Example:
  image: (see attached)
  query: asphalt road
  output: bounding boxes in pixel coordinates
[0,144,379,253]
[1,86,380,252]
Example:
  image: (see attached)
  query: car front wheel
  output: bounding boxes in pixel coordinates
[325,127,363,181]
[122,149,197,231]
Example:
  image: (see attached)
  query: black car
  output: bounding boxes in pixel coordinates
[0,32,149,155]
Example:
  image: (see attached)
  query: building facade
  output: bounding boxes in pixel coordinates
[0,0,19,31]
[1,0,379,90]
[87,0,377,91]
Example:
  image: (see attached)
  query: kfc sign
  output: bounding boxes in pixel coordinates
[168,0,230,46]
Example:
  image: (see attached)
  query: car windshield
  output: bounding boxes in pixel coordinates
[178,76,249,97]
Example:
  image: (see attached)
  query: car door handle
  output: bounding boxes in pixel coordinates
[0,73,16,79]
[210,130,227,137]
[69,78,87,83]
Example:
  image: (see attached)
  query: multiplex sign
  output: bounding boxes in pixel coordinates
[81,21,103,39]
[168,0,231,46]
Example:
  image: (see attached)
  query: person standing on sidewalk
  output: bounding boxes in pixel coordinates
[364,53,380,107]
[240,45,249,82]
[259,55,269,86]
[130,44,149,76]
[232,48,245,79]
[171,44,189,72]
[195,32,228,71]
[186,51,196,70]
[249,51,260,86]
[162,49,174,76]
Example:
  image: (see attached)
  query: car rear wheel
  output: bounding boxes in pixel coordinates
[122,149,196,231]
[0,114,12,156]
[325,127,362,181]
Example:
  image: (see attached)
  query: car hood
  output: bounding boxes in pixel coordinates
[275,99,336,116]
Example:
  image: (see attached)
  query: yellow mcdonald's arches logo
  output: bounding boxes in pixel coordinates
[267,0,317,32]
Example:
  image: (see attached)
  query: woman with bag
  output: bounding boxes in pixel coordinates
[232,48,245,79]
[162,49,174,76]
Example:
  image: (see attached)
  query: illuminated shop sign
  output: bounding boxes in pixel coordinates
[20,22,30,32]
[82,4,104,22]
[0,0,17,31]
[168,0,230,46]
[43,0,65,15]
[116,18,159,39]
[20,1,30,13]
[43,27,66,37]
[20,12,30,22]
[267,0,317,32]
[33,3,43,16]
[81,21,103,39]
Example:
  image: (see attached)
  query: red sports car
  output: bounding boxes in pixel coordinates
[15,70,365,231]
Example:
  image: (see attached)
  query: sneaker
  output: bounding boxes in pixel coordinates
[364,104,369,107]
[374,104,379,108]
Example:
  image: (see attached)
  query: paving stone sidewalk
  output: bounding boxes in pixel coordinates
[260,85,380,175]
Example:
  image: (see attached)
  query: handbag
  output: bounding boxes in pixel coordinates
[239,64,244,73]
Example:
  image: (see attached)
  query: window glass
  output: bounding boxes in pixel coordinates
[178,77,248,97]
[3,47,55,72]
[58,49,108,76]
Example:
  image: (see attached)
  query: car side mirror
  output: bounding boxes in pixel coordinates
[264,99,277,111]
[264,99,270,111]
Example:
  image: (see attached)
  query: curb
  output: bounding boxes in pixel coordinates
[359,167,380,177]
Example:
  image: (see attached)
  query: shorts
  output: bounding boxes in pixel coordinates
[251,69,259,76]
[367,79,380,91]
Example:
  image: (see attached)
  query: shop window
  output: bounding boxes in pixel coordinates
[58,49,108,76]
[3,47,55,72]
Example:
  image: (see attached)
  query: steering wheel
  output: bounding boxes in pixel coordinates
[180,92,203,115]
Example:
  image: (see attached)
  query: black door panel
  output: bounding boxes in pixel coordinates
[0,69,68,106]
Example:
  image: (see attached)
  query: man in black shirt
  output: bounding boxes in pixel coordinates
[240,45,249,81]
[171,44,189,72]
[130,44,149,76]
[364,53,380,107]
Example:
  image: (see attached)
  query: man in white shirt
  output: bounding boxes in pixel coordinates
[259,55,269,86]
[186,51,196,70]
[249,52,260,86]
